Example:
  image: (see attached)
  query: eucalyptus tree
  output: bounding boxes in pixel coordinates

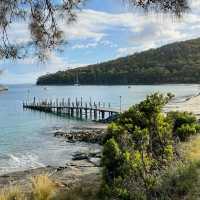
[0,0,189,59]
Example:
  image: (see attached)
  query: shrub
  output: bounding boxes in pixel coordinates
[194,123,200,132]
[168,111,197,129]
[176,124,197,141]
[101,93,174,199]
[167,111,199,141]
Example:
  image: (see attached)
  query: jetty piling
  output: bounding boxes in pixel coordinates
[23,97,119,121]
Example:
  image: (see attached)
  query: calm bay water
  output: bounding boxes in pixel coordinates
[0,84,199,174]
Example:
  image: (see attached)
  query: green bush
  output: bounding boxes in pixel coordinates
[194,123,200,132]
[167,111,197,129]
[167,111,199,141]
[101,93,174,199]
[101,94,200,199]
[176,124,197,141]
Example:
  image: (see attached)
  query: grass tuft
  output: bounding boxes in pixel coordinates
[180,135,200,161]
[31,175,57,200]
[0,185,24,200]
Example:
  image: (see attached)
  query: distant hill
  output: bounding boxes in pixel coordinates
[37,38,200,85]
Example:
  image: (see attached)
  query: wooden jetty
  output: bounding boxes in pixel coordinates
[23,97,119,121]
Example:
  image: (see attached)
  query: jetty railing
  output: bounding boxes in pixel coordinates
[23,97,119,121]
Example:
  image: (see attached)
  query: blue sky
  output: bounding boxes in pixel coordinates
[0,0,200,84]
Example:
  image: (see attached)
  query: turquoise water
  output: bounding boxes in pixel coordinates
[0,84,199,174]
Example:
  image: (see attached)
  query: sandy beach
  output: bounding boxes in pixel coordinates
[164,93,200,119]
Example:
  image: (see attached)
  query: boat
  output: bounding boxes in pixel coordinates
[0,84,8,92]
[74,72,80,86]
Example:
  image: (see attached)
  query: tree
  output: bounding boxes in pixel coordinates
[0,0,189,59]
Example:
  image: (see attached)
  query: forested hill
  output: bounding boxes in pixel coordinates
[37,38,200,85]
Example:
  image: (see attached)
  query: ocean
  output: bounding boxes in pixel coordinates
[0,84,199,174]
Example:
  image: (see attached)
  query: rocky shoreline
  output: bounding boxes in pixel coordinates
[0,125,105,191]
[54,128,108,144]
[0,150,102,192]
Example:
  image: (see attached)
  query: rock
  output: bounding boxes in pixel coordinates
[0,162,100,193]
[54,128,107,144]
[54,131,65,137]
[89,151,101,158]
[88,157,101,167]
[72,153,89,161]
[72,151,102,167]
[56,166,68,171]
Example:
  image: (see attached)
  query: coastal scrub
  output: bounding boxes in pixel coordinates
[100,93,200,200]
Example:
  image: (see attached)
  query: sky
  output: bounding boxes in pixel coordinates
[0,0,200,84]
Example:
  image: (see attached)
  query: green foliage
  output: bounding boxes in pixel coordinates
[167,111,199,141]
[176,124,197,141]
[101,93,175,199]
[37,38,200,85]
[167,111,197,129]
[102,138,122,183]
[101,93,200,199]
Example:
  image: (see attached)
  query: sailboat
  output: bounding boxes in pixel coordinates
[0,70,8,91]
[0,84,8,91]
[74,72,80,86]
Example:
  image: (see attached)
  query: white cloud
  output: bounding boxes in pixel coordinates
[61,7,200,57]
[63,9,144,41]
[4,5,200,53]
[116,42,156,57]
[71,40,117,49]
[72,42,99,49]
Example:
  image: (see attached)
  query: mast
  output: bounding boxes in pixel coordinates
[74,71,80,86]
[76,72,79,85]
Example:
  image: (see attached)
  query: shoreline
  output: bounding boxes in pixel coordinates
[0,124,105,190]
[0,160,101,192]
[36,83,200,86]
[54,126,107,144]
[0,147,102,191]
[1,92,200,190]
[165,93,200,118]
